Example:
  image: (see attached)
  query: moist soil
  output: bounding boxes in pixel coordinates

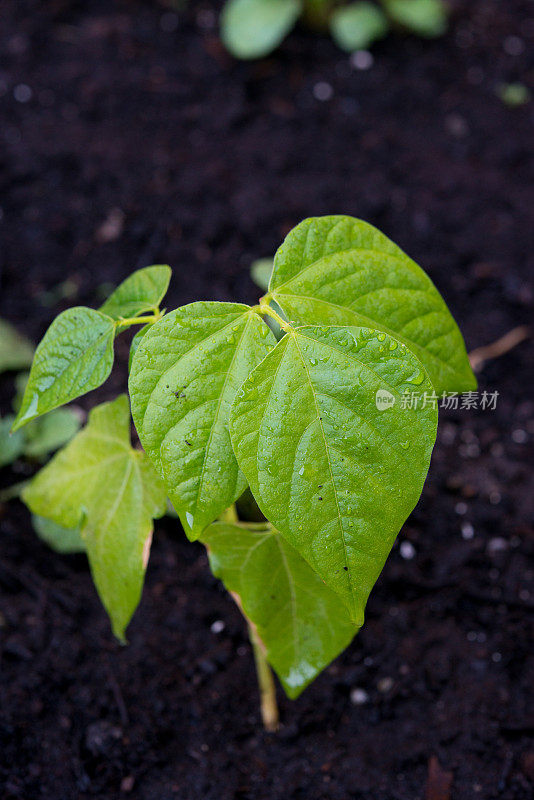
[0,1,533,798]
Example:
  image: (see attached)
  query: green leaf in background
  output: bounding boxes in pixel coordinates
[129,302,276,540]
[383,0,447,38]
[0,415,25,467]
[230,325,437,622]
[12,307,116,431]
[330,2,389,52]
[22,396,166,640]
[250,258,274,292]
[203,522,358,698]
[32,515,85,554]
[23,407,82,459]
[269,216,476,393]
[0,319,34,374]
[99,265,171,321]
[221,0,302,59]
[128,323,151,372]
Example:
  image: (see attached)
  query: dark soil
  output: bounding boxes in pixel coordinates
[1,1,533,798]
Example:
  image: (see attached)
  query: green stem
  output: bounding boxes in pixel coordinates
[217,504,279,730]
[218,503,239,523]
[257,299,293,333]
[248,621,279,732]
[115,310,162,330]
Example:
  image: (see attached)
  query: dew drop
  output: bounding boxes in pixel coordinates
[185,511,194,529]
[298,467,304,476]
[406,370,425,386]
[389,340,398,351]
[377,332,386,342]
[309,357,317,366]
[400,441,409,450]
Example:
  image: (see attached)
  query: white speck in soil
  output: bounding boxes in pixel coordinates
[350,688,369,705]
[400,541,416,560]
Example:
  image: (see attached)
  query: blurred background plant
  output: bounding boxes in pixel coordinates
[221,0,448,59]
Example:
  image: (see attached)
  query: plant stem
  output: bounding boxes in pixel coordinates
[219,503,238,523]
[115,310,162,330]
[257,299,292,333]
[248,621,279,732]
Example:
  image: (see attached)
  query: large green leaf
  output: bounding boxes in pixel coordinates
[230,325,437,622]
[203,521,358,698]
[22,396,166,639]
[269,216,476,393]
[330,2,389,52]
[12,307,115,431]
[0,319,34,374]
[99,265,171,321]
[383,0,447,38]
[129,302,276,540]
[221,0,302,59]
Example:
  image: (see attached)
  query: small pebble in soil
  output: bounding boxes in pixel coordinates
[120,776,135,793]
[210,620,225,634]
[487,537,508,555]
[313,82,334,102]
[351,51,374,71]
[461,522,474,539]
[13,83,32,103]
[400,541,416,560]
[377,677,394,693]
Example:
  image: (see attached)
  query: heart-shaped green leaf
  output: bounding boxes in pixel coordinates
[99,265,171,321]
[0,319,34,374]
[221,0,302,59]
[269,216,476,393]
[129,302,276,540]
[22,396,166,639]
[203,521,358,698]
[12,307,116,431]
[230,325,437,622]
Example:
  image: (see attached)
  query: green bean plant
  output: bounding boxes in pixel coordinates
[220,0,448,60]
[13,216,475,729]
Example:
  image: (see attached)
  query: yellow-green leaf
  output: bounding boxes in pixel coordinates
[13,307,115,431]
[99,265,171,321]
[22,396,166,639]
[269,216,476,393]
[203,521,358,698]
[230,325,437,622]
[129,302,276,540]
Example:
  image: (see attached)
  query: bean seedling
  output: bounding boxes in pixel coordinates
[221,0,448,60]
[14,216,476,729]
